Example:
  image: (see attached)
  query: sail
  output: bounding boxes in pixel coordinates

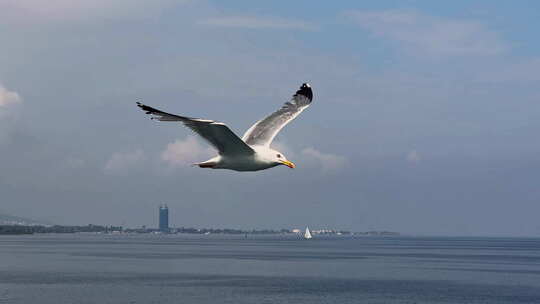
[304,227,312,239]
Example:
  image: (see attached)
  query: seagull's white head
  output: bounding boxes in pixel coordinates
[273,150,295,169]
[271,150,296,169]
[256,148,295,169]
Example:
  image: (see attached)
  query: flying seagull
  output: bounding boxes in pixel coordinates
[136,83,313,171]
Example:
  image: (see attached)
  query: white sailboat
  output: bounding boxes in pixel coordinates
[304,227,313,239]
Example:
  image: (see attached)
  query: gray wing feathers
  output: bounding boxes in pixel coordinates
[242,83,313,147]
[136,102,254,156]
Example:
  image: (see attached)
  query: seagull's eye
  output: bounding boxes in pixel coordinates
[277,154,281,158]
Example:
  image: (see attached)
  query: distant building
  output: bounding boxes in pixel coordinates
[159,204,169,233]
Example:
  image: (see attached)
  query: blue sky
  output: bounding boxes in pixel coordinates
[1,1,540,236]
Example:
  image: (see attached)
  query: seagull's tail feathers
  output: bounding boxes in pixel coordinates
[194,160,217,169]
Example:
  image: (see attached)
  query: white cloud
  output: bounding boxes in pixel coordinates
[406,150,421,163]
[161,136,214,167]
[301,147,346,172]
[199,16,317,31]
[104,149,145,174]
[269,142,346,173]
[347,9,507,56]
[0,84,22,143]
[0,0,179,24]
[0,85,22,108]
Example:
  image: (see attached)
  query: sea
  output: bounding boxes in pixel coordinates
[1,234,540,304]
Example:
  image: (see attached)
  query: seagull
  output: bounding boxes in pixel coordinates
[136,83,313,172]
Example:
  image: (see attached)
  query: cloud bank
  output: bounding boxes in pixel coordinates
[199,16,317,31]
[0,0,179,24]
[347,9,507,56]
[104,149,145,174]
[0,84,21,108]
[161,136,214,167]
[301,147,346,172]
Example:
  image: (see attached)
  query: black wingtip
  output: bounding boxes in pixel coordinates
[136,102,157,114]
[295,83,313,102]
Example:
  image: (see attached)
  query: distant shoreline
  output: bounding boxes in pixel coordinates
[0,224,399,236]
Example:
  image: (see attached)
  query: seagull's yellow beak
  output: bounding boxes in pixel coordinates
[280,160,296,169]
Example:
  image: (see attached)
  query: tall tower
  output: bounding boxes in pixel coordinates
[159,204,169,233]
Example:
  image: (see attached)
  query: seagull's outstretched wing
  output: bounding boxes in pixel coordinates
[242,83,313,147]
[136,102,254,156]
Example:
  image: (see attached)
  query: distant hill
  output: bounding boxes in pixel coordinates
[0,214,52,226]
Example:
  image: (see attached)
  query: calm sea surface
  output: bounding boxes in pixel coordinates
[1,234,540,303]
